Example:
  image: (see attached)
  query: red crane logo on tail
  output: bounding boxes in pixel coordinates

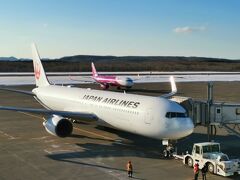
[34,63,41,80]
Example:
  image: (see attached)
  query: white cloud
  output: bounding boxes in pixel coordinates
[173,26,206,34]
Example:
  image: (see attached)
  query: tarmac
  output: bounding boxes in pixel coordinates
[0,82,240,180]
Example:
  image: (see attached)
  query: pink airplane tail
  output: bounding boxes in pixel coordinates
[91,62,98,77]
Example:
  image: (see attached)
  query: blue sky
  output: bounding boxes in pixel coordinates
[0,0,239,59]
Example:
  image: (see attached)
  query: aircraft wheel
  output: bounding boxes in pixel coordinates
[208,163,214,174]
[187,157,193,167]
[105,84,109,89]
[101,84,109,90]
[163,150,169,158]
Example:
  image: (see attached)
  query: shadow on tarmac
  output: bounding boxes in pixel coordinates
[47,128,240,179]
[176,132,240,159]
[69,125,240,159]
[69,133,115,142]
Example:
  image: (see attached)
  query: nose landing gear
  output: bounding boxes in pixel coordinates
[162,139,175,158]
[100,84,109,90]
[163,144,174,158]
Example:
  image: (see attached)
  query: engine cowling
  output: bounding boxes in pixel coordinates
[100,84,109,89]
[43,115,73,137]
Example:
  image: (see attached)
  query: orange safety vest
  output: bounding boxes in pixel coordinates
[127,163,133,171]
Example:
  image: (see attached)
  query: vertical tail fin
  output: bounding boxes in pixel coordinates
[91,62,98,77]
[31,43,50,87]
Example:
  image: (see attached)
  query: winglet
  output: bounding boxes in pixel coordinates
[91,62,98,77]
[170,76,177,94]
[31,43,50,87]
[161,76,177,98]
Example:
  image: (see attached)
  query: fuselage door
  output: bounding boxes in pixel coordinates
[144,109,153,125]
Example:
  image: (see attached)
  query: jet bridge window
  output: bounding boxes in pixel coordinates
[165,112,188,118]
[236,108,240,115]
[216,108,221,114]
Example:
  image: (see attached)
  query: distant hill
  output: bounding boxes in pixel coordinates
[0,57,18,61]
[0,55,239,72]
[0,57,31,61]
[57,55,238,63]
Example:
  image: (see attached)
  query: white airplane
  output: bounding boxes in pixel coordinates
[0,44,194,148]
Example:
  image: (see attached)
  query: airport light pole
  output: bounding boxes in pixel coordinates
[207,82,213,141]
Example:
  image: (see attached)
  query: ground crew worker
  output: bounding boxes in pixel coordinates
[126,160,133,178]
[193,162,199,180]
[201,163,208,180]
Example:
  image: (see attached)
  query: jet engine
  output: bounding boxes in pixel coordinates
[100,84,109,89]
[43,115,73,137]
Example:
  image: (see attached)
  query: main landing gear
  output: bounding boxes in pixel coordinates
[100,84,109,90]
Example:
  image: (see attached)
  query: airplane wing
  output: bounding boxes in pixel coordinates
[160,76,177,98]
[131,75,165,83]
[69,75,95,83]
[0,106,97,120]
[0,87,34,96]
[132,75,184,83]
[131,74,141,81]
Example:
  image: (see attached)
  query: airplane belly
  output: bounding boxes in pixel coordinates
[36,96,63,110]
[132,110,167,140]
[96,110,160,138]
[39,94,134,132]
[94,108,136,133]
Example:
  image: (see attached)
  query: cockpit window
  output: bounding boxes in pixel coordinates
[165,112,188,118]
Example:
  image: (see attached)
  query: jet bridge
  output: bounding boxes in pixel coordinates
[171,83,240,140]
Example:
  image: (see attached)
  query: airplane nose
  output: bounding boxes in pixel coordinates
[165,117,194,139]
[179,118,194,138]
[126,80,134,87]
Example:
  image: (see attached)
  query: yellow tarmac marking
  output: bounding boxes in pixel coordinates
[0,130,16,139]
[18,112,115,141]
[19,112,44,120]
[73,126,115,141]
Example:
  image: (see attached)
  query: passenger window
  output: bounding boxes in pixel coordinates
[236,108,240,115]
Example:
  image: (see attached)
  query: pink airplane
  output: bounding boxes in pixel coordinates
[91,62,134,89]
